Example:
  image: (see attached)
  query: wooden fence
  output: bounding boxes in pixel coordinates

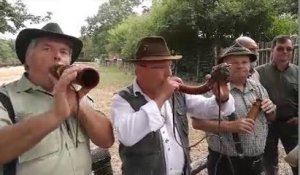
[103,36,299,82]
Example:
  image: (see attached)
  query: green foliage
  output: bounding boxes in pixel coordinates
[0,39,19,66]
[98,65,134,89]
[106,14,156,58]
[266,14,298,38]
[271,0,298,16]
[0,0,52,34]
[0,39,14,59]
[83,0,298,80]
[81,0,143,59]
[105,0,197,59]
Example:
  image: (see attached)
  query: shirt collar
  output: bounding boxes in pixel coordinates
[230,79,255,93]
[271,62,291,71]
[16,73,46,93]
[132,78,152,100]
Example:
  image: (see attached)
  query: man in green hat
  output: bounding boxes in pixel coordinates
[111,36,236,175]
[0,22,114,175]
[192,45,276,175]
[234,36,260,82]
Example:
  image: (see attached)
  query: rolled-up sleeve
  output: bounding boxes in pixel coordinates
[111,94,165,146]
[186,93,235,119]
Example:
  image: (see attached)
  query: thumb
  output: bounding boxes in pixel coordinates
[77,87,91,99]
[48,73,59,93]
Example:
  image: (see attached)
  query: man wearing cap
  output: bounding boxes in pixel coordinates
[0,23,114,175]
[256,35,298,175]
[192,46,276,175]
[111,36,236,175]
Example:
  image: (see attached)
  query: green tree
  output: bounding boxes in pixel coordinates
[80,0,144,59]
[267,14,298,37]
[271,0,298,16]
[92,0,298,80]
[0,39,19,65]
[0,0,52,34]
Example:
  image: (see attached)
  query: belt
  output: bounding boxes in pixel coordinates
[208,148,263,162]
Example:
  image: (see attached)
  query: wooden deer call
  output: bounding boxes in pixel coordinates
[178,63,230,95]
[246,99,262,120]
[49,65,100,88]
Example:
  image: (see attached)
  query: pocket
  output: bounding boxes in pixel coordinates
[176,107,188,135]
[286,81,298,97]
[19,129,60,163]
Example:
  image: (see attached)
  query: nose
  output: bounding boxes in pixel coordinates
[53,50,62,62]
[163,66,172,77]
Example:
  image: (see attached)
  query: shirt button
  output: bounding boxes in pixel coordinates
[165,139,169,143]
[168,148,170,151]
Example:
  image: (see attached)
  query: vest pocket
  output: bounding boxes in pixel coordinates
[176,107,188,135]
[288,82,298,95]
[19,129,60,163]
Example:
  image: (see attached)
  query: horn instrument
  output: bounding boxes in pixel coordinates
[246,99,262,120]
[49,65,100,88]
[178,63,230,95]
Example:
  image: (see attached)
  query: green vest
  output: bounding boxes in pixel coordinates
[118,85,191,175]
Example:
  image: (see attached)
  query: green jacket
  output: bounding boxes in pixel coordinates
[256,63,298,122]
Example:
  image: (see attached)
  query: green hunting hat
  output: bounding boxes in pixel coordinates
[126,36,182,62]
[218,46,257,64]
[15,22,83,64]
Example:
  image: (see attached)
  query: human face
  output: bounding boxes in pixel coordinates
[245,41,258,55]
[272,39,293,65]
[224,55,251,81]
[25,37,72,79]
[135,60,173,90]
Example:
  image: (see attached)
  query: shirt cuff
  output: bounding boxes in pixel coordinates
[219,94,235,116]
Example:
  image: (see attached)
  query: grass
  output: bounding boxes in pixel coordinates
[97,65,134,90]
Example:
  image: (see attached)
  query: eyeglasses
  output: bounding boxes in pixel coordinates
[276,46,293,52]
[138,63,175,70]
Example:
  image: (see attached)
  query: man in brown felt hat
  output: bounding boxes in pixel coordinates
[192,45,276,175]
[111,36,236,175]
[0,22,114,175]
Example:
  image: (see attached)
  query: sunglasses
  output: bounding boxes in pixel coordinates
[276,46,293,52]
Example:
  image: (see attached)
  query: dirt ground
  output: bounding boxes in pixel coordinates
[0,65,293,175]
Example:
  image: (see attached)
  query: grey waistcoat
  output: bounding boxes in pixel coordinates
[118,85,191,175]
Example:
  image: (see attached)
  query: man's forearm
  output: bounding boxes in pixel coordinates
[192,118,229,134]
[78,105,114,148]
[0,111,62,164]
